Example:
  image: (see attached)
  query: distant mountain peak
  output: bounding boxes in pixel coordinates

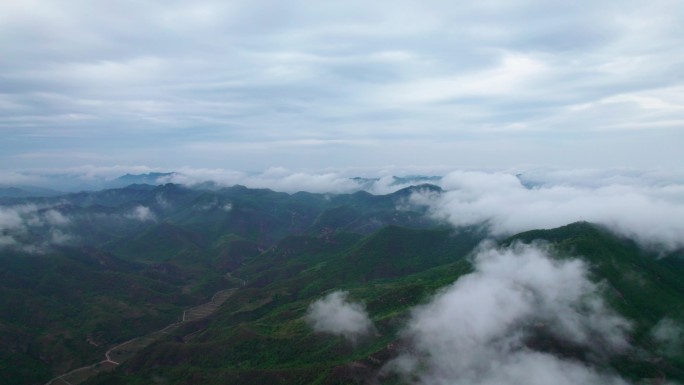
[106,172,178,188]
[392,183,443,197]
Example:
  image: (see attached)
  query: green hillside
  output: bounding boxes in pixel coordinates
[0,183,448,384]
[2,184,684,385]
[0,247,198,385]
[508,222,684,381]
[84,222,684,385]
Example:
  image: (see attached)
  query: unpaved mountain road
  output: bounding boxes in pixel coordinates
[45,288,238,385]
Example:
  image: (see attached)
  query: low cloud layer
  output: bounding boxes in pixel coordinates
[386,243,632,385]
[0,202,160,252]
[126,205,156,222]
[163,167,362,194]
[412,170,684,250]
[305,291,374,343]
[0,204,74,252]
[0,166,366,194]
[3,167,684,250]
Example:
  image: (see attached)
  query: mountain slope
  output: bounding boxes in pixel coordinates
[4,182,684,385]
[84,222,684,385]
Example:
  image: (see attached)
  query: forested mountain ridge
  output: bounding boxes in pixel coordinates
[1,183,682,385]
[0,182,442,384]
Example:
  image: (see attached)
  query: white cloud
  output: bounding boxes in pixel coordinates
[3,166,684,252]
[0,165,436,194]
[260,169,356,193]
[515,168,684,189]
[386,243,632,385]
[366,175,409,195]
[126,205,156,222]
[413,170,684,250]
[305,290,374,343]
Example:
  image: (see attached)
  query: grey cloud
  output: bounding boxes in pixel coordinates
[305,290,374,343]
[385,243,632,385]
[1,1,683,169]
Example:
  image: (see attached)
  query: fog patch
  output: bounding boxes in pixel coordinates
[306,291,374,343]
[155,193,170,209]
[50,229,74,245]
[0,234,18,247]
[0,205,26,231]
[126,205,156,222]
[385,243,632,385]
[44,209,70,225]
[651,318,683,356]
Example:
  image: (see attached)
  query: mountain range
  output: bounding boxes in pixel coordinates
[0,180,682,385]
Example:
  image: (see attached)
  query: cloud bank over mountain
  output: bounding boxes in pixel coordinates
[386,243,632,385]
[412,170,684,250]
[0,204,74,252]
[0,166,441,193]
[0,203,157,253]
[2,166,683,251]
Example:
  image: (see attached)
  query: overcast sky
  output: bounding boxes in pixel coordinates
[2,0,683,171]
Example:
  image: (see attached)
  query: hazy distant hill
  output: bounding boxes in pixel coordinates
[104,172,177,189]
[0,185,63,198]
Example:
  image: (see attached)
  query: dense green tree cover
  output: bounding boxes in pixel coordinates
[2,184,683,384]
[0,183,441,384]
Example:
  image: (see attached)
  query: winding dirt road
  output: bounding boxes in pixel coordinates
[45,288,238,385]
